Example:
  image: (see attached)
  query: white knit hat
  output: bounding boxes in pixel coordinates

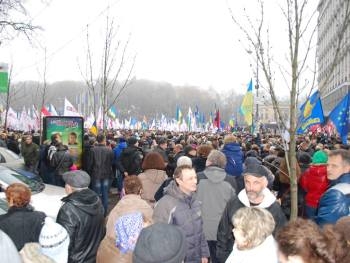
[39,217,70,263]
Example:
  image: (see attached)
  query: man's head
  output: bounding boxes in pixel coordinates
[158,137,167,150]
[206,150,227,168]
[62,170,90,194]
[25,135,32,145]
[96,134,106,144]
[174,165,197,195]
[243,163,269,204]
[68,132,77,145]
[327,149,350,180]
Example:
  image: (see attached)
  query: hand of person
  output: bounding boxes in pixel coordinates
[201,257,208,263]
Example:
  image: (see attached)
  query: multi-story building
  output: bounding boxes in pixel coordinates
[317,0,350,114]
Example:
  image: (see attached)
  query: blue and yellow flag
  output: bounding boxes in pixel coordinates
[240,80,254,126]
[176,106,183,125]
[107,105,118,120]
[89,120,98,136]
[297,91,324,134]
[328,92,349,144]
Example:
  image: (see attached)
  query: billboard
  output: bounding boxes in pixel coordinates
[43,116,84,168]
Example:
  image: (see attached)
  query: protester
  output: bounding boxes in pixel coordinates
[21,134,40,173]
[0,183,46,250]
[138,151,167,207]
[119,136,143,176]
[225,207,278,263]
[316,149,350,225]
[197,150,236,263]
[153,165,210,263]
[216,163,287,263]
[56,170,105,263]
[0,229,22,263]
[50,142,74,187]
[89,133,114,215]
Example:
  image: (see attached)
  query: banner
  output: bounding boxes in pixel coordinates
[0,63,8,93]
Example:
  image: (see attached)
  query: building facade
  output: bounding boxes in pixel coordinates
[317,0,350,114]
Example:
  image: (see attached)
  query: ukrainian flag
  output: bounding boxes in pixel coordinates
[240,80,254,126]
[176,106,183,125]
[89,121,98,136]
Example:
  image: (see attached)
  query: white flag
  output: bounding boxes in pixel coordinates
[63,98,80,117]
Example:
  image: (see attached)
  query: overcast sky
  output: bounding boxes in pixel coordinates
[0,0,318,97]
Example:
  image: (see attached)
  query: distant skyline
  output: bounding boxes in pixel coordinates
[0,0,318,98]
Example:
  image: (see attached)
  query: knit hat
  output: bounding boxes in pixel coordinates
[62,170,90,188]
[39,217,70,263]
[115,212,144,253]
[133,223,186,263]
[243,163,269,179]
[312,150,328,164]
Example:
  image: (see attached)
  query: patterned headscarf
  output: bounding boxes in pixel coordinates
[115,212,144,253]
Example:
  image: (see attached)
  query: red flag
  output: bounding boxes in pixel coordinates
[41,106,51,117]
[214,109,220,128]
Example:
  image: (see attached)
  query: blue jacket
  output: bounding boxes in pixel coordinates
[113,142,127,163]
[316,172,350,226]
[221,142,243,176]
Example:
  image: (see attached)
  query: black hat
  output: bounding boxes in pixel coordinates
[133,223,186,263]
[243,163,269,179]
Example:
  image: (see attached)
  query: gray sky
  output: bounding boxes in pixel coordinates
[0,0,318,97]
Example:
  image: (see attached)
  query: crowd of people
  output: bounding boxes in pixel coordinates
[0,128,349,262]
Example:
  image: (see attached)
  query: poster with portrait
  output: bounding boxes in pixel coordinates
[43,116,84,168]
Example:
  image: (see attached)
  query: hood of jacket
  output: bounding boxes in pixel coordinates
[164,180,195,205]
[61,188,103,216]
[222,142,242,153]
[238,188,276,208]
[203,166,226,183]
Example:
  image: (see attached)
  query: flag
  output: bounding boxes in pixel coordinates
[49,104,58,116]
[176,106,183,125]
[240,79,254,126]
[0,63,8,93]
[328,92,350,144]
[214,109,220,129]
[63,98,80,116]
[297,90,325,134]
[107,105,118,120]
[89,120,98,136]
[41,106,51,117]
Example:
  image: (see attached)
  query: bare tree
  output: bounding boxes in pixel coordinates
[0,0,41,44]
[228,0,350,219]
[79,15,136,131]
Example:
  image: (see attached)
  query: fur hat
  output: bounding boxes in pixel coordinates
[133,223,186,263]
[39,217,70,263]
[312,150,328,164]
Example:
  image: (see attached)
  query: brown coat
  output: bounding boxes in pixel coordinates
[138,169,167,207]
[96,194,153,263]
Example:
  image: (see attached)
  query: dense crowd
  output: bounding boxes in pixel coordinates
[0,128,349,263]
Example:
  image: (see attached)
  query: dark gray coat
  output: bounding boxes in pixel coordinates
[89,144,114,180]
[153,181,210,263]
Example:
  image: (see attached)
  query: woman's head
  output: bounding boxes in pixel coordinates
[123,175,143,195]
[276,218,349,263]
[5,183,31,208]
[142,152,165,171]
[231,207,275,250]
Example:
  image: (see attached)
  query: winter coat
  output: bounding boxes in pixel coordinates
[0,206,45,251]
[221,142,243,176]
[113,142,127,165]
[192,157,207,173]
[300,164,329,208]
[153,146,169,163]
[56,189,105,263]
[21,142,40,167]
[196,166,236,241]
[216,189,287,263]
[51,145,73,176]
[138,169,167,207]
[316,172,350,226]
[119,146,143,175]
[153,181,210,263]
[0,230,22,263]
[225,235,278,263]
[89,144,114,180]
[97,194,153,263]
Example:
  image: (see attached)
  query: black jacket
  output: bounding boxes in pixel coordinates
[89,144,114,180]
[57,189,105,263]
[118,145,143,175]
[0,206,45,250]
[51,144,74,176]
[216,189,287,263]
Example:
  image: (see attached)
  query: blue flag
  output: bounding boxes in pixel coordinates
[328,92,350,144]
[297,91,324,134]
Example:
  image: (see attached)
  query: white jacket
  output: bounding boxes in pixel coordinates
[225,235,278,263]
